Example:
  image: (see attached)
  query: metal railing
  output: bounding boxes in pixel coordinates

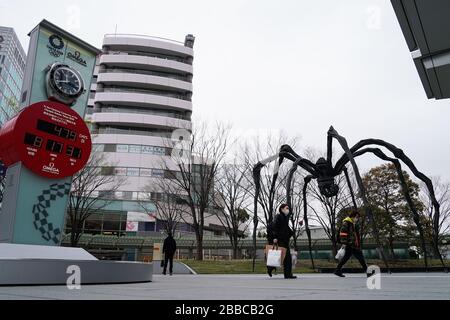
[98,87,191,101]
[104,34,185,45]
[99,68,190,82]
[99,106,191,121]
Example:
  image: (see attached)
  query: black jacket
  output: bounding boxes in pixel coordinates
[163,236,177,255]
[272,213,294,247]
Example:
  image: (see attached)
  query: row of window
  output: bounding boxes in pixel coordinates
[100,166,169,178]
[100,67,190,82]
[104,50,192,65]
[94,143,170,156]
[99,166,182,181]
[96,125,174,138]
[96,104,192,121]
[92,190,167,202]
[99,85,192,101]
[0,52,24,95]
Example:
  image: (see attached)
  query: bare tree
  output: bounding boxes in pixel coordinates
[240,132,300,230]
[213,159,252,259]
[67,152,125,247]
[420,176,450,245]
[141,179,185,236]
[289,176,305,251]
[308,174,354,256]
[161,121,231,260]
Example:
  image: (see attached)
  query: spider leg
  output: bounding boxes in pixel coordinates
[334,137,446,268]
[328,126,391,273]
[303,175,316,270]
[285,158,318,271]
[343,166,358,210]
[339,147,431,269]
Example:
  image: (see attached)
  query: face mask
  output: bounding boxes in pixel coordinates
[282,209,290,215]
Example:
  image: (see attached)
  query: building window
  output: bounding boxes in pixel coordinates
[114,167,127,176]
[127,168,140,177]
[152,169,165,178]
[103,144,117,152]
[98,190,115,199]
[129,145,142,153]
[140,168,152,177]
[122,191,133,200]
[117,144,129,153]
[101,167,114,176]
[92,144,104,152]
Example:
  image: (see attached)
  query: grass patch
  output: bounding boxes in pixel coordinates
[179,259,446,274]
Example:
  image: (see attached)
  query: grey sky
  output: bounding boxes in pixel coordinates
[1,0,450,181]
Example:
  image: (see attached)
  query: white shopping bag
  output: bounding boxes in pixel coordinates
[335,247,346,261]
[267,249,282,268]
[291,251,298,269]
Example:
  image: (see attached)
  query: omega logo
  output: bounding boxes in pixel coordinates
[67,50,87,67]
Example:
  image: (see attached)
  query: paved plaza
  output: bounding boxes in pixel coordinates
[0,273,449,300]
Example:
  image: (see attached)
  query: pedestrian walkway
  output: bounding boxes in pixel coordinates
[0,273,448,300]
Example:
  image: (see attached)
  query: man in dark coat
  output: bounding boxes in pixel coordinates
[273,204,297,279]
[162,232,177,276]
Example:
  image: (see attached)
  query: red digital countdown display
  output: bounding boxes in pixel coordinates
[0,101,92,179]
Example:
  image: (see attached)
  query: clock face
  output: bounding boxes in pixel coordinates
[52,66,83,97]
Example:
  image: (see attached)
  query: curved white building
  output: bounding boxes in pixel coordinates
[82,34,195,237]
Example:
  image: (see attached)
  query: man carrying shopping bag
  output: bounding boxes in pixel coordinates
[334,210,374,278]
[272,204,297,279]
[266,244,286,269]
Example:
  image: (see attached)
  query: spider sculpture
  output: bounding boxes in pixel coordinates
[253,126,446,272]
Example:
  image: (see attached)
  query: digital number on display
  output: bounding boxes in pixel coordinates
[24,134,82,159]
[37,119,77,141]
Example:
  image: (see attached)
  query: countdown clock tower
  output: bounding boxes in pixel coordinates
[0,20,100,246]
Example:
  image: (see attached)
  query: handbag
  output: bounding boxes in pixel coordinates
[267,247,282,268]
[265,244,287,264]
[291,251,298,269]
[160,260,165,268]
[335,247,346,261]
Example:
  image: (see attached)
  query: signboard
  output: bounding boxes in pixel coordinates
[153,243,162,261]
[126,221,139,232]
[127,211,157,223]
[126,211,156,232]
[0,101,91,179]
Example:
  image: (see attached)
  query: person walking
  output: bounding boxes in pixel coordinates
[272,204,297,279]
[162,232,177,276]
[334,210,373,278]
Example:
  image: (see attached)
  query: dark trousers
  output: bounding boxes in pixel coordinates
[163,253,174,274]
[336,247,368,272]
[283,247,293,278]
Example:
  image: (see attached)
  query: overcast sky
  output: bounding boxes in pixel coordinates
[1,0,450,181]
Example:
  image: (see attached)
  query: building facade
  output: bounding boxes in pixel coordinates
[0,26,26,126]
[75,33,199,237]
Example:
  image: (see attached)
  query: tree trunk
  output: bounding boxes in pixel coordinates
[70,223,79,247]
[232,233,239,260]
[389,236,396,260]
[196,231,203,261]
[233,247,239,260]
